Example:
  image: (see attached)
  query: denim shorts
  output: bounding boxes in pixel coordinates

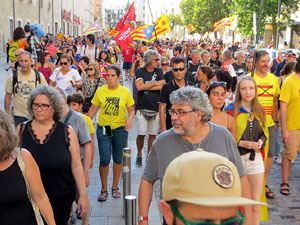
[96,125,128,166]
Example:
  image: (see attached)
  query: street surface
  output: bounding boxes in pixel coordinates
[0,52,299,225]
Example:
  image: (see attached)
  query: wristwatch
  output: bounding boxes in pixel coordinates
[138,215,148,222]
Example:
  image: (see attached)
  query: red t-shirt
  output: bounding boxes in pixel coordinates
[47,45,57,57]
[122,47,134,63]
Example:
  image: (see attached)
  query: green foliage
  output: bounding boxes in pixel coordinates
[231,0,299,35]
[180,0,234,33]
[165,13,184,26]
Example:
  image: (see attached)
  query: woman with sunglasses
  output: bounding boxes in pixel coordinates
[160,57,170,75]
[49,54,83,96]
[196,65,213,91]
[226,76,268,225]
[206,81,236,140]
[88,65,135,202]
[82,63,106,113]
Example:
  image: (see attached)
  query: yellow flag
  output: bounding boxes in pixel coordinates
[188,24,196,33]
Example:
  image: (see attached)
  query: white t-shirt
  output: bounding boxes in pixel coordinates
[50,68,81,96]
[80,45,100,63]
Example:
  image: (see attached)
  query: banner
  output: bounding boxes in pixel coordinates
[115,2,136,31]
[115,22,134,50]
[82,20,102,35]
[187,24,196,33]
[213,15,237,31]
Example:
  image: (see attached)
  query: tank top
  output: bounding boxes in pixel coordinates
[0,159,37,225]
[38,66,52,83]
[21,121,75,198]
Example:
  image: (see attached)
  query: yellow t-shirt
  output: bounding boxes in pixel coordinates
[81,113,95,134]
[250,72,280,127]
[4,70,48,117]
[91,85,134,129]
[279,73,300,131]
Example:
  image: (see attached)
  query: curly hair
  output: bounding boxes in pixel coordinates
[27,86,64,122]
[144,50,159,67]
[170,86,212,123]
[0,110,19,162]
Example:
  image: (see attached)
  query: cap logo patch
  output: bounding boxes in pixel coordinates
[213,164,234,189]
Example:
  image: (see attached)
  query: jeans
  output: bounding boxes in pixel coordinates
[275,123,283,155]
[96,125,128,167]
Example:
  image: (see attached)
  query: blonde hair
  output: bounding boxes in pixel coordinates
[88,63,101,78]
[162,49,171,61]
[233,76,266,127]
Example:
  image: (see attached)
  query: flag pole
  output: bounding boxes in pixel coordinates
[147,0,158,40]
[251,0,265,77]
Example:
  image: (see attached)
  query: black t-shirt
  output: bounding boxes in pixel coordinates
[158,80,194,129]
[135,67,164,111]
[188,62,200,78]
[209,58,222,67]
[231,62,247,77]
[164,70,195,83]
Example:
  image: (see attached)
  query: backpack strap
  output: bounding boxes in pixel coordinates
[64,109,74,125]
[12,70,18,94]
[34,69,41,87]
[84,44,87,55]
[95,46,98,61]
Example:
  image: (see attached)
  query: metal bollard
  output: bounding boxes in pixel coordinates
[122,147,131,218]
[125,195,137,225]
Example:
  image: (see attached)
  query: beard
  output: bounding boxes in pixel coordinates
[172,120,197,136]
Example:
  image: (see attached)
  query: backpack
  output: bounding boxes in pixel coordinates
[8,40,19,62]
[26,35,33,53]
[12,69,41,94]
[83,45,98,61]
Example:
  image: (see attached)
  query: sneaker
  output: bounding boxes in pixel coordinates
[136,156,142,167]
[274,155,282,165]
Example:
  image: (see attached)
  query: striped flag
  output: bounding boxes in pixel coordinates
[82,20,102,35]
[130,14,171,42]
[187,24,196,33]
[57,28,64,40]
[213,15,237,31]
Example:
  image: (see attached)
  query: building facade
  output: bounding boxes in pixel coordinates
[95,0,104,28]
[105,8,126,29]
[0,0,94,52]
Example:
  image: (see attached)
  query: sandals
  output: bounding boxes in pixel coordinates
[280,183,290,196]
[97,190,108,201]
[265,185,275,199]
[112,187,121,198]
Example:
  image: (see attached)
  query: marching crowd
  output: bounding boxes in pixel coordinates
[1,24,300,225]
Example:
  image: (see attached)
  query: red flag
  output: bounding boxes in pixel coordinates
[115,22,134,50]
[115,2,136,31]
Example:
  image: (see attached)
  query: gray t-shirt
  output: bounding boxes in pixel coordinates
[143,122,246,182]
[61,109,91,158]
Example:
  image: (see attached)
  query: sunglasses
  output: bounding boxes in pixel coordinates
[153,58,160,62]
[31,64,35,67]
[60,62,68,65]
[87,68,94,71]
[173,67,185,72]
[169,203,245,225]
[161,63,169,66]
[209,81,227,89]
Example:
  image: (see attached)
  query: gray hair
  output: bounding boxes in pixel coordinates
[200,50,210,59]
[20,51,32,59]
[144,50,159,66]
[27,85,64,122]
[223,49,232,60]
[191,49,200,57]
[235,51,245,58]
[161,56,169,64]
[170,86,212,122]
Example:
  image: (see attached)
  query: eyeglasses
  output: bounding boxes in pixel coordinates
[169,203,245,225]
[60,62,68,65]
[169,109,196,117]
[32,103,51,111]
[87,68,94,71]
[161,63,169,66]
[31,64,35,68]
[209,81,227,89]
[153,58,160,62]
[173,67,185,72]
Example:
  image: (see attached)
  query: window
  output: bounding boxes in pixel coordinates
[48,25,50,34]
[18,21,21,27]
[55,22,58,35]
[9,19,13,38]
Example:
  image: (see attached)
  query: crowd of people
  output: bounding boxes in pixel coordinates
[1,24,300,225]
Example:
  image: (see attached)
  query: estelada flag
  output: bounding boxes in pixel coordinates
[115,22,134,50]
[130,14,171,42]
[187,24,196,33]
[82,20,102,35]
[107,25,119,37]
[213,15,237,31]
[115,2,136,31]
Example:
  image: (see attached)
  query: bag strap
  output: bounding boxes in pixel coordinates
[12,70,18,94]
[34,69,41,87]
[64,109,74,124]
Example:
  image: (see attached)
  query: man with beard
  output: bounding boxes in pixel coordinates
[250,50,280,199]
[160,149,266,225]
[138,86,254,225]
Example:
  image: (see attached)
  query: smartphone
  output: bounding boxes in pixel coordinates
[104,125,113,137]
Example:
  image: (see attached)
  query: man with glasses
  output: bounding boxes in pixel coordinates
[138,86,254,225]
[158,57,194,133]
[275,50,296,77]
[11,48,24,72]
[4,51,47,126]
[135,50,165,167]
[160,149,266,225]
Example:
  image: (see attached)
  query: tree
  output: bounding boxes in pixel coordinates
[231,0,299,41]
[180,0,195,27]
[165,13,183,26]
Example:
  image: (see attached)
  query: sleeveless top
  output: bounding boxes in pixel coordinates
[0,159,37,225]
[21,121,75,198]
[38,66,52,83]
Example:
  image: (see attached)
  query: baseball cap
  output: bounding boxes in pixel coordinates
[162,149,267,207]
[286,50,296,56]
